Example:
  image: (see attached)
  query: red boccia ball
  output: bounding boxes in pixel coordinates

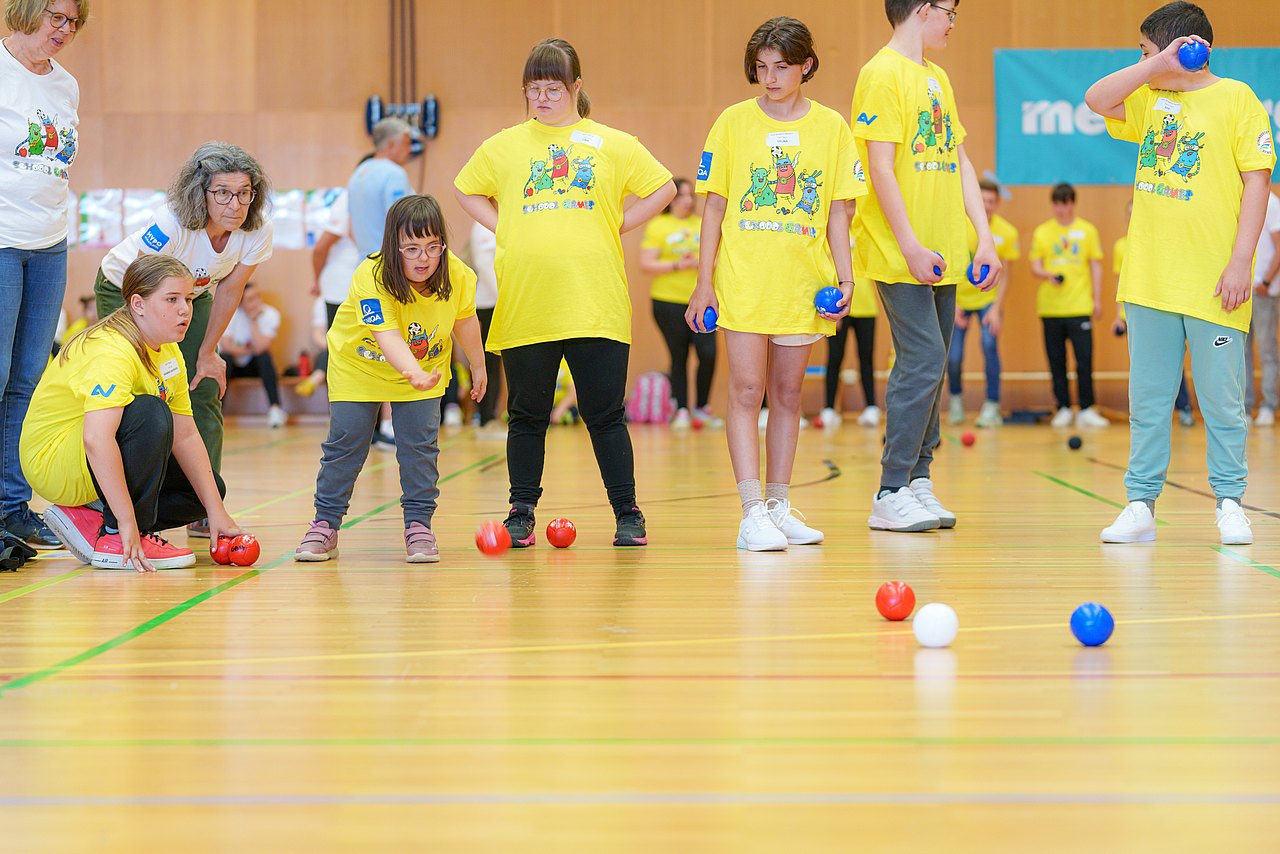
[229,534,260,566]
[546,518,577,549]
[875,581,916,621]
[475,521,512,556]
[961,431,976,447]
[210,535,234,565]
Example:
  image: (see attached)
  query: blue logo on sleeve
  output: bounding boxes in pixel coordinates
[697,151,713,182]
[856,112,878,126]
[360,299,385,325]
[90,383,116,398]
[140,224,170,251]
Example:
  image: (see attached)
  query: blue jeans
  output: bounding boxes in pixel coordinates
[947,304,1000,401]
[0,240,68,519]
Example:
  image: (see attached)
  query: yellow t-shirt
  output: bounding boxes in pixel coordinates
[1029,217,1103,317]
[454,117,672,351]
[20,328,192,507]
[851,47,969,286]
[696,98,867,335]
[327,253,477,402]
[958,214,1021,311]
[1114,236,1129,322]
[642,213,701,304]
[1106,79,1276,332]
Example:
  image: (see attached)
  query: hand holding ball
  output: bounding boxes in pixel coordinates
[1178,40,1209,71]
[815,287,843,315]
[700,307,718,333]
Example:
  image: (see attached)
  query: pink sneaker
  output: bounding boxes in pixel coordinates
[405,521,440,563]
[91,532,195,570]
[43,504,103,564]
[295,520,339,562]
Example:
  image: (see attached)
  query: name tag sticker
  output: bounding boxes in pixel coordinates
[1154,97,1183,114]
[570,130,604,149]
[766,131,800,148]
[159,358,181,380]
[1069,229,1086,240]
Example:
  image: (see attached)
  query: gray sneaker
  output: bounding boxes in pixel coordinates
[295,520,339,561]
[405,521,440,563]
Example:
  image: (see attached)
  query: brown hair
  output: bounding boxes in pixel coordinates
[523,38,591,118]
[744,17,819,84]
[60,255,193,374]
[372,195,452,305]
[5,0,90,34]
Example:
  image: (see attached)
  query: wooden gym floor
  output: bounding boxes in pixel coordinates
[1,415,1278,851]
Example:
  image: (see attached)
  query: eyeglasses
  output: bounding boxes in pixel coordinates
[43,8,82,31]
[523,84,568,102]
[206,188,257,206]
[928,3,958,22]
[399,244,446,260]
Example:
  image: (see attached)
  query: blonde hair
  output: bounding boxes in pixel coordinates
[5,0,91,34]
[61,256,193,373]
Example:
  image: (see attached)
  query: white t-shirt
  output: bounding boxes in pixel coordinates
[317,190,361,305]
[469,221,498,310]
[99,203,274,296]
[222,303,280,368]
[1255,192,1280,293]
[0,40,80,250]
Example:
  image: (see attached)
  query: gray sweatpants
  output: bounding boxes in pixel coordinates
[313,398,442,528]
[876,282,957,489]
[1244,292,1279,412]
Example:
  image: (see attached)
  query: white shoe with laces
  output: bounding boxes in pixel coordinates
[1255,407,1275,427]
[766,498,824,545]
[975,400,1002,428]
[1076,406,1110,428]
[1051,407,1074,428]
[857,405,882,427]
[868,487,941,533]
[737,502,788,552]
[818,407,842,429]
[1100,501,1156,543]
[909,478,956,529]
[1216,499,1253,545]
[267,404,287,429]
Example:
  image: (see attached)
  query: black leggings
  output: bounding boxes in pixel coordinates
[476,307,504,425]
[502,338,635,513]
[87,396,225,533]
[652,299,717,410]
[826,316,876,409]
[1042,316,1095,410]
[227,352,281,406]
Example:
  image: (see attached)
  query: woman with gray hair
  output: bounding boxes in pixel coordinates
[0,0,89,550]
[94,141,273,535]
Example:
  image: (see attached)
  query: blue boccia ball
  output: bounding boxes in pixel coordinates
[932,250,944,277]
[1070,603,1115,647]
[967,263,990,285]
[814,286,843,315]
[701,306,718,333]
[1178,40,1209,71]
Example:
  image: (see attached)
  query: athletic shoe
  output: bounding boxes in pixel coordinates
[1216,499,1253,545]
[1050,407,1074,428]
[404,521,440,563]
[1,508,62,550]
[693,407,724,429]
[372,430,397,452]
[1178,408,1194,427]
[504,505,537,548]
[1100,502,1156,543]
[857,405,882,427]
[868,487,941,533]
[1076,406,1110,428]
[1255,407,1275,427]
[443,403,463,427]
[92,531,195,570]
[295,520,339,561]
[818,407,842,430]
[975,400,1003,428]
[187,518,210,539]
[295,377,317,397]
[267,404,288,429]
[476,422,508,441]
[948,396,965,425]
[909,478,956,529]
[766,498,824,544]
[737,502,788,551]
[613,507,648,547]
[43,504,103,564]
[671,407,692,429]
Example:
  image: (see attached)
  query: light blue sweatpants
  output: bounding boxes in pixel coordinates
[1124,302,1247,502]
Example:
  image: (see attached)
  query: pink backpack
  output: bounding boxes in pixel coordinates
[626,371,675,423]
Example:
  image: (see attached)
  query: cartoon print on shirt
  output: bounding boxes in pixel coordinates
[191,266,212,292]
[407,322,443,361]
[1154,114,1182,167]
[566,156,597,192]
[1168,132,1205,181]
[356,337,387,362]
[1139,128,1159,170]
[772,147,799,198]
[547,144,572,181]
[911,111,935,153]
[13,109,76,167]
[523,159,554,197]
[795,170,823,217]
[740,164,778,212]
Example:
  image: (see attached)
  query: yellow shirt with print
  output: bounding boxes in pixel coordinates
[1030,217,1103,317]
[20,329,192,507]
[1106,80,1276,333]
[327,253,477,403]
[697,98,867,335]
[958,214,1020,311]
[642,213,702,304]
[454,118,672,351]
[851,47,968,286]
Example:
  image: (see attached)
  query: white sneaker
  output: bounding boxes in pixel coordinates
[948,396,965,425]
[672,407,692,429]
[857,405,882,427]
[766,498,824,544]
[758,408,769,430]
[1076,406,1110,428]
[1051,407,1075,428]
[909,477,956,529]
[1100,501,1156,543]
[819,407,842,429]
[693,407,724,429]
[267,404,287,429]
[975,400,1002,428]
[737,503,788,551]
[443,403,463,427]
[1216,499,1253,545]
[380,419,396,441]
[868,487,941,533]
[1255,407,1275,427]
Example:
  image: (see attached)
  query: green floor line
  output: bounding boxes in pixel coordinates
[0,568,92,605]
[1213,546,1280,580]
[1032,471,1169,526]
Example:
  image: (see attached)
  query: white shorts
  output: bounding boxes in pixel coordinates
[771,333,824,347]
